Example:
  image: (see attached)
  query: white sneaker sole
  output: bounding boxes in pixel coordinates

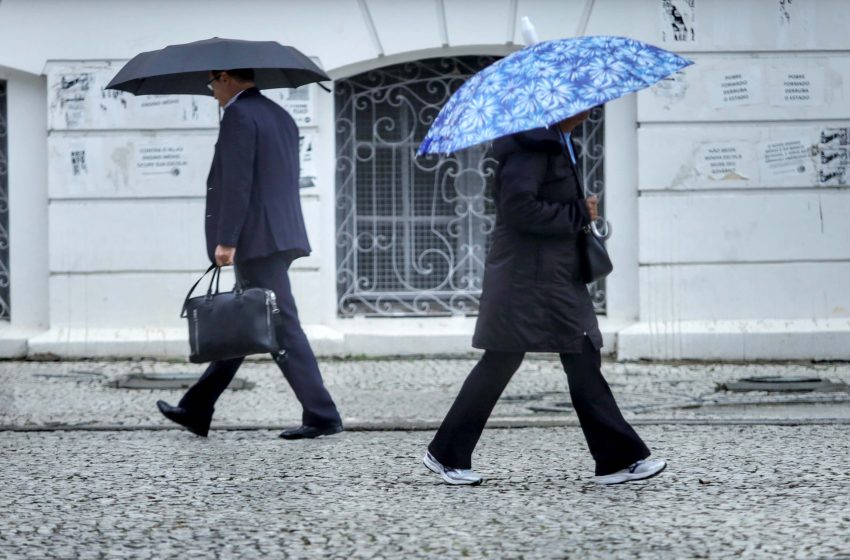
[422,454,482,486]
[594,461,667,485]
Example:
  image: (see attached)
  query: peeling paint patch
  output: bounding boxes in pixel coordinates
[779,0,793,25]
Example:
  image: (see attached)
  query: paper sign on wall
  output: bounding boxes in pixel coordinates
[660,0,696,43]
[299,132,317,188]
[69,146,89,177]
[695,141,756,181]
[820,128,850,147]
[708,67,764,109]
[817,127,849,186]
[267,86,315,127]
[769,67,825,107]
[759,139,812,181]
[134,144,191,178]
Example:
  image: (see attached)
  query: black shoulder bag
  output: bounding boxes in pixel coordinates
[578,220,613,284]
[181,264,286,364]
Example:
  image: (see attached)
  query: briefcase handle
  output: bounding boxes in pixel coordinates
[180,264,250,317]
[181,264,221,318]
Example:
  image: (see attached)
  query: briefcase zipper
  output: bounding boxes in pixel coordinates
[266,291,280,335]
[268,291,280,314]
[192,309,200,352]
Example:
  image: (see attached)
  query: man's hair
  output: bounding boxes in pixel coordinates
[219,68,255,82]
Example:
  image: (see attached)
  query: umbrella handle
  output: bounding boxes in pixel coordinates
[589,219,612,240]
[521,17,539,45]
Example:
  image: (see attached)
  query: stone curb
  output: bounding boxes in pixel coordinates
[3,416,850,432]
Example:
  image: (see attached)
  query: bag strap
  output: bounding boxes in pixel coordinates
[181,264,218,318]
[233,267,246,293]
[556,128,586,198]
[206,265,222,297]
[556,128,594,234]
[557,127,611,239]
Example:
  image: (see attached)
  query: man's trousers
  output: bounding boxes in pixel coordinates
[179,252,341,428]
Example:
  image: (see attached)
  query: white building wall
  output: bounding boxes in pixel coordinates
[0,0,847,359]
[0,66,50,357]
[620,43,850,359]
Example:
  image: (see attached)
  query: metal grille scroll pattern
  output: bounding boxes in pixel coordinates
[574,106,607,313]
[0,81,9,320]
[335,57,606,317]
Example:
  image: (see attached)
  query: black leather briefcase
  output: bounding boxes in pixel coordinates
[181,265,285,364]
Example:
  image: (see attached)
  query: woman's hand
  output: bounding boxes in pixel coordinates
[585,196,599,221]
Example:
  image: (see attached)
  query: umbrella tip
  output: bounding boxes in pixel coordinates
[520,17,539,45]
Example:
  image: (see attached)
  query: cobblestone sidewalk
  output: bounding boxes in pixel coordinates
[3,358,850,558]
[2,425,849,559]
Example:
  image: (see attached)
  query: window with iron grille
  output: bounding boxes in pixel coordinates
[0,81,9,320]
[335,57,606,317]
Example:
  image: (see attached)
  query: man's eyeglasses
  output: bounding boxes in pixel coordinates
[206,74,222,91]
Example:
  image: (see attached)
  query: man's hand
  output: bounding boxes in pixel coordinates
[585,195,599,221]
[215,244,236,266]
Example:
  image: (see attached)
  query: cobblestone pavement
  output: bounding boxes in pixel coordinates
[3,358,850,429]
[2,425,849,559]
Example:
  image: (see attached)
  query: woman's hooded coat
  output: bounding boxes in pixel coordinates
[472,126,603,354]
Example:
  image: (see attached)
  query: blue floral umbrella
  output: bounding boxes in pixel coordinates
[417,35,693,156]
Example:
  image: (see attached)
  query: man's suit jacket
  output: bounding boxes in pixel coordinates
[205,87,310,264]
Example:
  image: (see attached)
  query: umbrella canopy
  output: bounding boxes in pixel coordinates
[418,35,693,155]
[106,37,330,96]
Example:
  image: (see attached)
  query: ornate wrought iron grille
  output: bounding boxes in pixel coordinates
[574,106,607,313]
[335,57,606,317]
[0,81,9,320]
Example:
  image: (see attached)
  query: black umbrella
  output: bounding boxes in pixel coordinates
[106,37,330,96]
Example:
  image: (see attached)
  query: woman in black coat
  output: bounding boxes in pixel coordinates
[423,111,666,486]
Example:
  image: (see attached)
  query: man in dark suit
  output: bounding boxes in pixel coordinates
[157,69,343,440]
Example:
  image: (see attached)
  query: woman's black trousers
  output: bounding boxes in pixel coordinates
[428,337,650,476]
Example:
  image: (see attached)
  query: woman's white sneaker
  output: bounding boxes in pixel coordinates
[422,451,483,486]
[594,458,667,485]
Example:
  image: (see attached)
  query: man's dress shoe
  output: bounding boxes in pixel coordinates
[279,424,344,440]
[156,400,211,437]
